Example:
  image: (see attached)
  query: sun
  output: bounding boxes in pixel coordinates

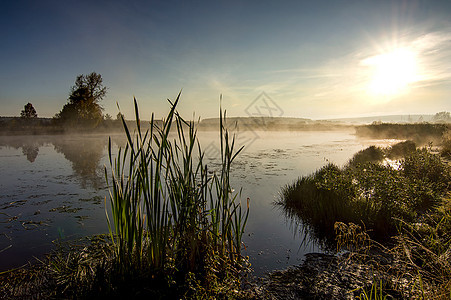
[362,47,419,97]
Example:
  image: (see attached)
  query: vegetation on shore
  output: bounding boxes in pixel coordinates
[279,141,451,298]
[355,122,450,145]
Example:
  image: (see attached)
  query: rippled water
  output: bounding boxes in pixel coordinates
[0,131,398,275]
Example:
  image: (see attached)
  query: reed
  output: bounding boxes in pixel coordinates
[356,280,390,300]
[104,93,249,284]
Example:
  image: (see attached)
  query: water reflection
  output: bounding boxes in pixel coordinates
[22,144,39,162]
[53,136,107,189]
[0,134,112,270]
[0,135,108,188]
[276,202,333,252]
[0,137,45,163]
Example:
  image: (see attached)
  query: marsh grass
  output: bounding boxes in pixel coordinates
[386,140,416,159]
[103,93,249,294]
[391,197,451,299]
[441,129,451,157]
[340,196,451,299]
[347,146,385,166]
[279,142,450,247]
[280,141,450,299]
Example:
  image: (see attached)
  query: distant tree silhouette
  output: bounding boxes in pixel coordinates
[116,112,124,121]
[104,113,112,121]
[56,72,107,126]
[433,111,451,123]
[20,102,37,118]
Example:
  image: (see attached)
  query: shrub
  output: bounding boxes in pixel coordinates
[347,146,384,167]
[386,140,416,159]
[440,129,451,157]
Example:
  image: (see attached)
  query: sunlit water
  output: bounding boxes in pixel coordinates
[0,131,400,275]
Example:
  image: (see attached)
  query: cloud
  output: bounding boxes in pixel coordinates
[359,30,451,89]
[413,31,451,85]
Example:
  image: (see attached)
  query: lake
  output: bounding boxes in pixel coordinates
[0,130,398,275]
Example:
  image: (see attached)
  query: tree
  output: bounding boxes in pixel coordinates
[57,72,107,126]
[104,113,112,121]
[116,112,124,121]
[20,102,37,118]
[433,111,451,123]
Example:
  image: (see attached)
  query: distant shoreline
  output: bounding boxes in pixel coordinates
[1,116,449,137]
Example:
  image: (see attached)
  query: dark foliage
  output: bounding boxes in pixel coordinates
[20,103,37,119]
[347,145,385,167]
[386,140,416,158]
[56,72,106,127]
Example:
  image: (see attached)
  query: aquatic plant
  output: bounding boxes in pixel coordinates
[104,93,249,287]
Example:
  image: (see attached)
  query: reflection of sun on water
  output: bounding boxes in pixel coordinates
[362,47,420,99]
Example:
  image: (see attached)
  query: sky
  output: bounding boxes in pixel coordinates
[1,0,451,120]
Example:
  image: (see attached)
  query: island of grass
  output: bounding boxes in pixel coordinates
[276,140,450,299]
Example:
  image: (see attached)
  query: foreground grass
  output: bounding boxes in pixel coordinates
[280,141,451,298]
[1,235,253,299]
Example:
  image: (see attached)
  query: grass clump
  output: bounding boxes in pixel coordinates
[102,93,250,297]
[356,280,391,300]
[280,142,450,246]
[280,141,451,299]
[347,146,385,166]
[440,129,451,157]
[386,140,416,159]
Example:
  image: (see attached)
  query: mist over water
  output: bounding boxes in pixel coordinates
[0,131,400,275]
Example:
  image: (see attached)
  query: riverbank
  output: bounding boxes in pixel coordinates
[272,141,450,299]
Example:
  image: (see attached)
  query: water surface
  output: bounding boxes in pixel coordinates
[0,131,398,275]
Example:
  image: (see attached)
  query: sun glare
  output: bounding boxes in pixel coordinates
[362,47,419,97]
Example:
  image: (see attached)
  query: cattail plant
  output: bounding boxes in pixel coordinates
[105,93,249,279]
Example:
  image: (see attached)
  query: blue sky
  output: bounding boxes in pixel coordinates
[1,0,451,119]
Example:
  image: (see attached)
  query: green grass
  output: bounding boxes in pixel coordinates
[279,142,450,247]
[440,129,451,157]
[356,280,391,300]
[280,141,451,299]
[103,93,249,295]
